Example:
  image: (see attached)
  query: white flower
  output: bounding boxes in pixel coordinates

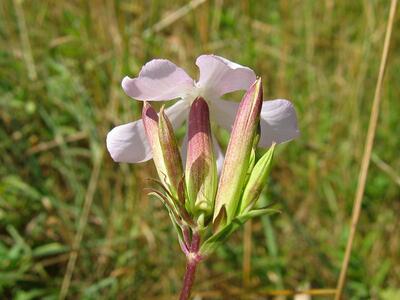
[106,54,299,163]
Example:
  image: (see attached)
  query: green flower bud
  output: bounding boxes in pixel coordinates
[213,78,263,225]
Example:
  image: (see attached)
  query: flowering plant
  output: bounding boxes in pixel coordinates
[106,55,299,299]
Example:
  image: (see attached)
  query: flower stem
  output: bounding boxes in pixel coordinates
[179,257,199,300]
[179,231,201,300]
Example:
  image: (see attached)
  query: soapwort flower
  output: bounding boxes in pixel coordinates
[137,78,292,300]
[106,55,299,164]
[106,55,300,299]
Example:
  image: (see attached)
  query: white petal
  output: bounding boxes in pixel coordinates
[210,98,239,131]
[211,98,299,148]
[259,99,300,147]
[212,134,224,175]
[166,100,190,129]
[196,55,256,97]
[106,100,189,163]
[122,59,194,101]
[106,119,151,163]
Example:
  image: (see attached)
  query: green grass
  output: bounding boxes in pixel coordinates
[1,0,399,299]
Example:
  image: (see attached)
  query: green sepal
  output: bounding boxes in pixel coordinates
[148,191,185,248]
[239,143,276,213]
[244,148,256,186]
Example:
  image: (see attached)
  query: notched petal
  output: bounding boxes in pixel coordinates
[122,59,194,101]
[196,54,256,96]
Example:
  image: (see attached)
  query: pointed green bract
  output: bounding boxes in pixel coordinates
[213,78,263,225]
[201,207,280,256]
[239,143,276,213]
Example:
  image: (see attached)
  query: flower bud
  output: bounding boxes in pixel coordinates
[158,106,185,199]
[185,97,217,219]
[142,102,167,182]
[213,78,263,225]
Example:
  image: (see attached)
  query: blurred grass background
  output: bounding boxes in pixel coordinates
[1,0,399,299]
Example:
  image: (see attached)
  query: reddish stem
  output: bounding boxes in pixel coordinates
[179,231,202,300]
[179,257,199,300]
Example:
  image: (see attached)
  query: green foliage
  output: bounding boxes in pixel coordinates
[201,207,280,257]
[0,0,399,299]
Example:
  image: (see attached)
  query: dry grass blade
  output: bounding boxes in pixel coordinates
[59,150,104,300]
[256,288,337,296]
[371,153,400,187]
[144,0,207,35]
[12,0,37,80]
[27,132,88,155]
[335,0,398,299]
[193,288,337,297]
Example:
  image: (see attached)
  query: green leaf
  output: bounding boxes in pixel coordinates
[32,243,68,258]
[237,207,280,222]
[200,207,279,256]
[200,219,240,256]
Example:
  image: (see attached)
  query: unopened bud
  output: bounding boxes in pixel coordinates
[158,106,185,198]
[142,102,167,183]
[213,78,263,225]
[185,97,217,220]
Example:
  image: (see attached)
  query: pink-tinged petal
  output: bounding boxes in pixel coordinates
[106,119,151,163]
[196,55,256,96]
[210,98,239,131]
[166,100,190,129]
[122,59,194,101]
[259,99,300,147]
[106,100,188,164]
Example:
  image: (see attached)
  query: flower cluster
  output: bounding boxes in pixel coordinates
[106,55,299,298]
[106,55,299,165]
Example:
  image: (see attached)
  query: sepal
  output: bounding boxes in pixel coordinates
[239,143,275,213]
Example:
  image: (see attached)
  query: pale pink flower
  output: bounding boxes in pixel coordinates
[106,54,299,163]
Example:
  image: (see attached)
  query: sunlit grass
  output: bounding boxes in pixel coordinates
[0,0,399,299]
